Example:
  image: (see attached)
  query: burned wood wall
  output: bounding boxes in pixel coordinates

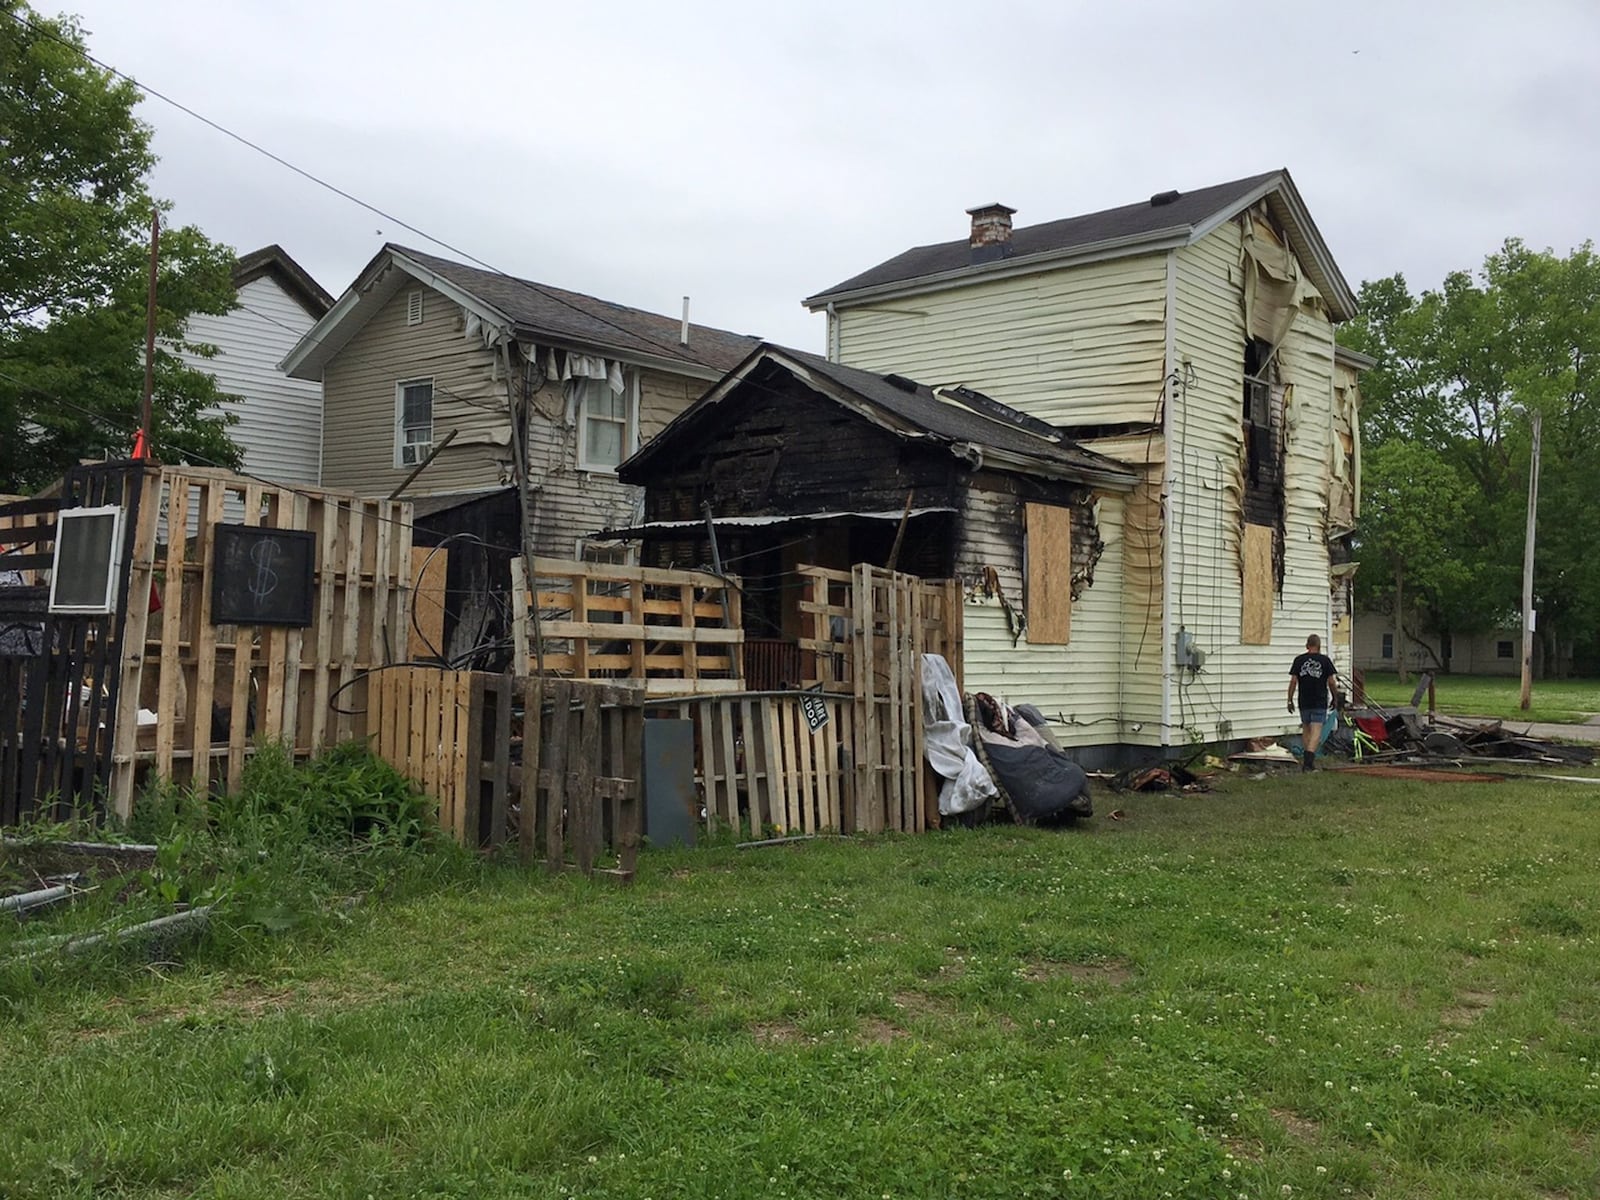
[632,364,963,524]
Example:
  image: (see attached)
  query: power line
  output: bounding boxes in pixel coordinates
[0,5,740,372]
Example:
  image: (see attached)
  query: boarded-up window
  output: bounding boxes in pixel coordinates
[1025,502,1072,644]
[1241,522,1274,644]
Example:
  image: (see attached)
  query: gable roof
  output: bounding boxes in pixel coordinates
[233,245,334,317]
[621,344,1139,491]
[282,244,759,381]
[804,168,1356,321]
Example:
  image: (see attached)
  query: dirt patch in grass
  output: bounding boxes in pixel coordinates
[1272,1108,1322,1142]
[1022,957,1133,986]
[892,990,951,1020]
[1441,990,1496,1028]
[751,1020,806,1047]
[1221,1136,1264,1163]
[856,1016,905,1045]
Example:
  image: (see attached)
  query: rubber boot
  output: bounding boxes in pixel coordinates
[1303,749,1316,772]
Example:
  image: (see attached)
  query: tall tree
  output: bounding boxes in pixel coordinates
[0,1,241,494]
[1341,240,1600,674]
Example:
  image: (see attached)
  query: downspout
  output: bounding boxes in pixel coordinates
[826,302,839,362]
[1160,250,1177,747]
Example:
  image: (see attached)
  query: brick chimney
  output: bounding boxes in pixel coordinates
[967,203,1016,263]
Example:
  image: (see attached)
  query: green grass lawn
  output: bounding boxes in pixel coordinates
[4,769,1600,1199]
[1360,672,1600,725]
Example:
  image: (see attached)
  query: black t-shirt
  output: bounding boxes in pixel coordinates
[1290,652,1339,710]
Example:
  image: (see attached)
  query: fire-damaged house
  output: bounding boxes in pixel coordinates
[614,345,1138,683]
[780,167,1368,760]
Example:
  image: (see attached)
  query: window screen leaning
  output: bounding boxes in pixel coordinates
[398,381,433,465]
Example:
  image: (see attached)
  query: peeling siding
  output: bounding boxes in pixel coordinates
[960,491,1145,747]
[319,282,709,556]
[1168,220,1339,743]
[177,274,324,484]
[834,256,1169,427]
[321,283,508,497]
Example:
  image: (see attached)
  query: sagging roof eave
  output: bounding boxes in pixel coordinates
[972,444,1139,492]
[802,227,1192,311]
[1335,343,1378,371]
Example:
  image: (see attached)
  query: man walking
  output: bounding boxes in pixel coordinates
[1287,634,1341,772]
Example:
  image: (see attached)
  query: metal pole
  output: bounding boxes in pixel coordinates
[1519,409,1542,711]
[140,208,160,454]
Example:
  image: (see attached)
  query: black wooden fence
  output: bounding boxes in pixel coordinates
[0,463,149,825]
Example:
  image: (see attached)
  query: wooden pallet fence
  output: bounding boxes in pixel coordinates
[651,692,855,838]
[511,556,744,695]
[371,665,478,842]
[372,670,643,879]
[117,468,412,814]
[517,677,643,879]
[1,464,158,825]
[795,563,965,833]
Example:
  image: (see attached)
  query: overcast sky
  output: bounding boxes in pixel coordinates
[56,0,1600,350]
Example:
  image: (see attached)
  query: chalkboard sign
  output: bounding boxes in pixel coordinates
[211,524,315,627]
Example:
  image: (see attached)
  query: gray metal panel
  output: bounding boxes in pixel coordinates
[642,718,697,849]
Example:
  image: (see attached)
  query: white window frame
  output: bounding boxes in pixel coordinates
[575,371,639,474]
[394,378,434,468]
[48,504,125,614]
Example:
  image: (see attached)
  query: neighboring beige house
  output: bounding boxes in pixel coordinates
[1352,611,1536,679]
[175,245,333,485]
[281,244,757,557]
[804,169,1368,755]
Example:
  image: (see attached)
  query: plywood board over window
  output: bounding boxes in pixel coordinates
[1241,522,1275,644]
[1025,502,1072,644]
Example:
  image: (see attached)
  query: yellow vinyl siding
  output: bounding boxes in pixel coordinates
[835,255,1169,426]
[321,284,507,496]
[1168,222,1338,743]
[959,492,1142,748]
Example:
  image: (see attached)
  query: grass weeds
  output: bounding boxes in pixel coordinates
[3,767,1600,1198]
[1361,672,1600,725]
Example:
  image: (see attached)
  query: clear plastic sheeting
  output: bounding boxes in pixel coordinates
[920,652,996,815]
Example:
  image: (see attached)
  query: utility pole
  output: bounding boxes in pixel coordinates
[1519,409,1542,711]
[139,208,160,456]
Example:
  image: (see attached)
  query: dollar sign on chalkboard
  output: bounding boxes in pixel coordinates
[247,538,280,605]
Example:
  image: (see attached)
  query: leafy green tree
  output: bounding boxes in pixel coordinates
[1341,240,1600,675]
[1356,441,1471,682]
[0,2,241,494]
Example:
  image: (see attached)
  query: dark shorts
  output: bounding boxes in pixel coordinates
[1299,707,1328,726]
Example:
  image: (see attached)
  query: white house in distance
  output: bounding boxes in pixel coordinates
[174,245,333,485]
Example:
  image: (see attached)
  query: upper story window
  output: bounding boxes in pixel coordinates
[395,378,433,467]
[573,373,636,472]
